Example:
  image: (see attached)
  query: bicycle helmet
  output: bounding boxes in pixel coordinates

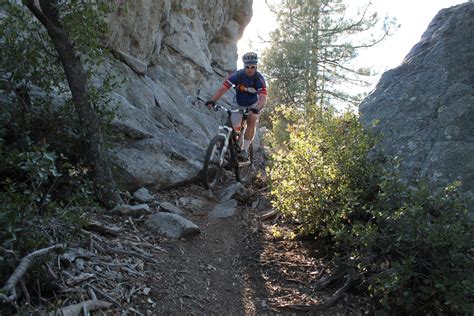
[242,52,258,65]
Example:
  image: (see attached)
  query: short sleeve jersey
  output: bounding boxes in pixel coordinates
[223,70,267,107]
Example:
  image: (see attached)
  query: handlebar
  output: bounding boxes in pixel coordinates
[196,96,259,115]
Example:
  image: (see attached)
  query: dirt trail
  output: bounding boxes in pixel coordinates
[12,180,368,315]
[131,181,365,315]
[143,182,260,314]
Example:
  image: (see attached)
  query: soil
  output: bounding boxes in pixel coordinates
[101,181,369,315]
[3,180,371,315]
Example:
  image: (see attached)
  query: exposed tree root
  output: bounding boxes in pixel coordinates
[0,244,65,302]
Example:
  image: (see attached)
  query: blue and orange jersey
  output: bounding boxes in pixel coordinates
[222,70,267,107]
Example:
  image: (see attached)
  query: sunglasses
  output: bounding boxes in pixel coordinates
[245,65,256,70]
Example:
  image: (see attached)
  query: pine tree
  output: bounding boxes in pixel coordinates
[262,0,396,110]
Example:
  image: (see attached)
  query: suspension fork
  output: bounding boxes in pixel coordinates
[216,125,232,165]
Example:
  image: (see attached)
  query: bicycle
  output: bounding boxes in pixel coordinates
[196,97,256,189]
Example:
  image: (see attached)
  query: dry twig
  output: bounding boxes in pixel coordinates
[87,284,122,307]
[275,272,354,311]
[56,299,112,316]
[259,209,279,221]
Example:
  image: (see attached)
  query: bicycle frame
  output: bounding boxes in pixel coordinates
[221,106,250,165]
[200,98,255,189]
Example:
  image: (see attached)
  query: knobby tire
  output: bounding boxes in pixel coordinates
[203,135,226,189]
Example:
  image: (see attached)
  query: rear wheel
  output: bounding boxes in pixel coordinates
[203,135,227,189]
[235,143,253,184]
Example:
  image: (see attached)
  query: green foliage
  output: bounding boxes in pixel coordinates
[270,106,378,236]
[0,139,93,246]
[261,0,397,110]
[360,180,473,314]
[0,1,118,123]
[59,0,120,123]
[0,2,64,93]
[0,0,117,295]
[265,105,296,148]
[268,107,473,314]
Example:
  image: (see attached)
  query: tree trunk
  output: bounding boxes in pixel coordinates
[24,0,123,208]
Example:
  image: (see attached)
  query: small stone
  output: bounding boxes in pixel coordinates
[133,187,154,203]
[160,202,185,215]
[201,189,215,200]
[110,204,151,216]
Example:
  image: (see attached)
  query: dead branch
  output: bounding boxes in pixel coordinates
[56,299,112,316]
[19,279,30,304]
[121,240,168,253]
[87,284,122,307]
[276,271,354,311]
[46,263,59,280]
[93,243,161,265]
[0,247,17,260]
[88,287,97,301]
[65,273,95,287]
[311,269,346,290]
[259,209,279,221]
[128,216,139,233]
[0,244,64,302]
[82,220,121,236]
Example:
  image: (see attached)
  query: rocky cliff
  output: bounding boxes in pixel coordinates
[360,3,474,212]
[102,1,253,190]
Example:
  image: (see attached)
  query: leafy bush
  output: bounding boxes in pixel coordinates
[268,106,473,314]
[269,106,379,236]
[0,138,93,248]
[361,179,473,314]
[0,1,117,297]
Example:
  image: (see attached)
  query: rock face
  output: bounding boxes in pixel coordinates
[102,1,253,190]
[359,3,474,211]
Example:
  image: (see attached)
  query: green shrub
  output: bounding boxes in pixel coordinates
[269,106,378,236]
[362,179,473,314]
[0,140,92,248]
[0,1,116,298]
[268,106,473,314]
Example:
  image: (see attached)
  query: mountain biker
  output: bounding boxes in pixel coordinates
[205,52,267,161]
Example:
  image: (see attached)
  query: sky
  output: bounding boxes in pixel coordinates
[237,0,467,90]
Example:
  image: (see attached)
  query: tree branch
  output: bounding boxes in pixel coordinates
[57,300,112,316]
[276,271,354,311]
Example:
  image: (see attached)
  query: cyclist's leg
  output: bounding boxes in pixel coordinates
[230,112,243,133]
[243,102,259,151]
[230,104,247,141]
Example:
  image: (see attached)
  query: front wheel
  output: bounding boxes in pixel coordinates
[202,135,227,189]
[235,143,253,184]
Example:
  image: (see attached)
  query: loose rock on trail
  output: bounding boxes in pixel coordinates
[6,178,369,315]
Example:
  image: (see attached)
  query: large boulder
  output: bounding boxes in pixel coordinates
[102,0,253,190]
[359,3,474,212]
